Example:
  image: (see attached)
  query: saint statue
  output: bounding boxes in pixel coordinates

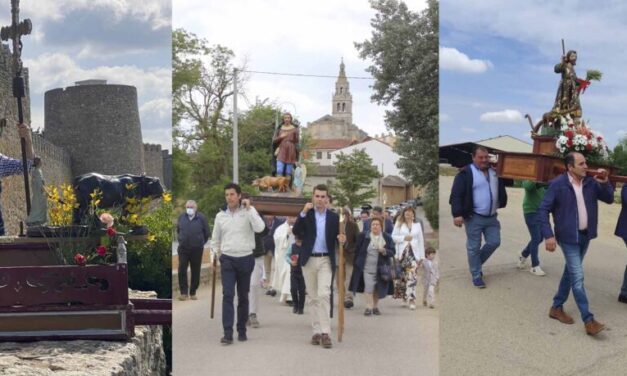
[553,50,582,122]
[272,112,300,181]
[26,157,47,226]
[292,162,307,194]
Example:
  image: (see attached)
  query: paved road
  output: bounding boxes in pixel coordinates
[173,282,438,376]
[439,175,627,376]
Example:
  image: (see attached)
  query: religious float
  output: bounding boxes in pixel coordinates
[495,41,627,184]
[0,1,170,342]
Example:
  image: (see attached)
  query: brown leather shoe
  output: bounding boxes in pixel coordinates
[585,320,605,336]
[321,333,333,349]
[311,333,321,345]
[549,306,574,324]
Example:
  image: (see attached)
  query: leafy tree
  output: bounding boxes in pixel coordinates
[172,146,192,199]
[331,149,381,210]
[356,0,439,228]
[610,137,627,175]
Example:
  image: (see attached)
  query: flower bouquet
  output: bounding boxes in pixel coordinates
[554,115,609,163]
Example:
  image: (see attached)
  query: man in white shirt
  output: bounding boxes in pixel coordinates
[211,183,265,344]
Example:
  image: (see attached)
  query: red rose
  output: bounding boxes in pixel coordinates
[96,245,107,257]
[107,227,117,237]
[564,130,574,139]
[567,139,573,147]
[597,136,603,142]
[587,134,592,140]
[74,253,86,266]
[586,143,593,150]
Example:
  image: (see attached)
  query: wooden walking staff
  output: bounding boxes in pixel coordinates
[1,0,33,214]
[337,210,346,342]
[210,250,217,319]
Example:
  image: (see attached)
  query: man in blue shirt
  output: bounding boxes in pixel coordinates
[449,145,507,288]
[293,184,345,349]
[538,152,613,336]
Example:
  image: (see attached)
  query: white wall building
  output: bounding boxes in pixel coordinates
[331,138,404,179]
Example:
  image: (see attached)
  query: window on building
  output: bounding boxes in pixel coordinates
[327,152,331,159]
[316,151,322,159]
[340,87,343,94]
[337,103,340,112]
[342,103,345,112]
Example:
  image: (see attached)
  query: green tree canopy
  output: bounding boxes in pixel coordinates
[355,0,439,228]
[331,149,381,210]
[611,137,627,175]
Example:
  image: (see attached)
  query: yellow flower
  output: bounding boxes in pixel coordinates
[162,192,172,203]
[125,183,138,190]
[147,234,156,242]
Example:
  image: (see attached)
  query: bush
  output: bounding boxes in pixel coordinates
[125,195,173,375]
[423,181,438,230]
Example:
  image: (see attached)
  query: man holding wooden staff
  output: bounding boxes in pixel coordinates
[538,152,614,335]
[210,182,265,345]
[293,184,345,349]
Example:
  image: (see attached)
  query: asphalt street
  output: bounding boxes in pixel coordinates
[439,175,627,376]
[173,280,438,376]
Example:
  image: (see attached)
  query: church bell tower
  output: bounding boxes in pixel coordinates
[332,58,353,125]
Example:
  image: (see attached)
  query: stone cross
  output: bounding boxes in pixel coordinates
[1,0,32,214]
[1,0,32,75]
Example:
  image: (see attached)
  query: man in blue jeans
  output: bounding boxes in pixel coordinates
[449,145,507,288]
[211,183,265,344]
[616,184,627,304]
[538,152,614,336]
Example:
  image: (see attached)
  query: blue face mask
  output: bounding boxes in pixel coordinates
[186,208,195,216]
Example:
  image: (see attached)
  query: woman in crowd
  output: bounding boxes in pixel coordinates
[392,206,425,310]
[349,217,395,316]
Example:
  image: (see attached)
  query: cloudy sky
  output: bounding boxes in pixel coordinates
[174,0,426,138]
[1,0,172,149]
[440,0,627,149]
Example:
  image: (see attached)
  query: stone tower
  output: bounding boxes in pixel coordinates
[331,59,352,125]
[44,80,145,176]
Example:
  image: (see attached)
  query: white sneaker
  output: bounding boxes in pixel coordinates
[409,303,416,310]
[530,266,546,276]
[517,256,528,269]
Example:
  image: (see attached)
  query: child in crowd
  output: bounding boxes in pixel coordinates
[285,234,306,314]
[422,247,439,309]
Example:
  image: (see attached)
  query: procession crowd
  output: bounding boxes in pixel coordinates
[176,183,438,348]
[449,145,627,336]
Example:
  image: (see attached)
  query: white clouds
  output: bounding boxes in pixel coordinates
[140,98,172,123]
[173,0,407,138]
[440,47,493,73]
[20,0,171,30]
[24,53,170,100]
[479,109,523,123]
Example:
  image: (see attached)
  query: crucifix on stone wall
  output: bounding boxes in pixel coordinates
[1,0,33,214]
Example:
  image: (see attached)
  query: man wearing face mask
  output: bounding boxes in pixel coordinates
[177,200,210,301]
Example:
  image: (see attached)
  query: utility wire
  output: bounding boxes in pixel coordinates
[241,69,374,80]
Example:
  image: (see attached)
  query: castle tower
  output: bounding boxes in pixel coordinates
[44,80,145,176]
[331,59,352,125]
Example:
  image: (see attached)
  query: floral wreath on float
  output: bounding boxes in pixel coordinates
[554,115,609,162]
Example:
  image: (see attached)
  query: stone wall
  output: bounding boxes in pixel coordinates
[143,143,164,183]
[0,290,166,376]
[305,116,367,140]
[162,149,172,190]
[44,83,145,176]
